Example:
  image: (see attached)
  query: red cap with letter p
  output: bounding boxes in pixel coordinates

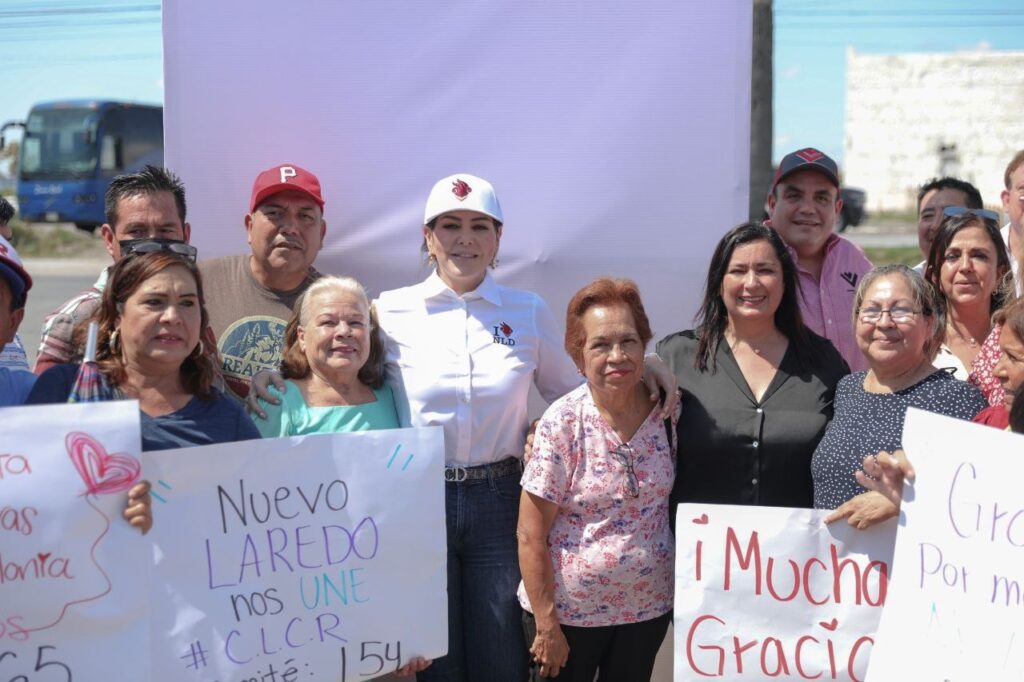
[249,163,325,213]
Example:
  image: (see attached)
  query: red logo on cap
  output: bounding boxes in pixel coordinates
[796,148,824,163]
[452,179,472,201]
[0,243,7,257]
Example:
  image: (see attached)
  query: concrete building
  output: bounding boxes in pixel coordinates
[844,47,1024,212]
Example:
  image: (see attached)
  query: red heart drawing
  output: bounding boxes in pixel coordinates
[37,552,51,564]
[66,432,141,496]
[692,514,709,525]
[819,618,838,631]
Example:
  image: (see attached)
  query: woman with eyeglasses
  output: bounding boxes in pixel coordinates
[924,208,1011,404]
[517,278,677,681]
[815,265,987,528]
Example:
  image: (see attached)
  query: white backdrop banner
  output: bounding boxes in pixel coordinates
[868,409,1024,680]
[0,401,148,681]
[674,504,895,682]
[143,427,447,682]
[161,1,752,340]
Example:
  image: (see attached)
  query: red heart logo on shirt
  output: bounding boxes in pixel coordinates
[66,432,141,496]
[819,618,839,631]
[692,513,709,525]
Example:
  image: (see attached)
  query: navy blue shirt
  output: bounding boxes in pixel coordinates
[26,364,261,451]
[811,369,986,509]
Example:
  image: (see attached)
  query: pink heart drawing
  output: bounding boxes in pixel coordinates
[692,513,709,525]
[819,618,838,631]
[66,432,141,496]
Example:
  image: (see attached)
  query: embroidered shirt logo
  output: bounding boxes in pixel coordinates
[492,322,516,346]
[796,148,824,163]
[452,179,472,201]
[840,272,859,288]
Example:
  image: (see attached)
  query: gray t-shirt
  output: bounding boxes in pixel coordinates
[199,254,320,399]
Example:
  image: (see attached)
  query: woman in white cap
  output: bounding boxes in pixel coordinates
[251,173,676,681]
[374,173,582,681]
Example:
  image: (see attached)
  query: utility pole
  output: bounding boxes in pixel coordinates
[749,0,773,221]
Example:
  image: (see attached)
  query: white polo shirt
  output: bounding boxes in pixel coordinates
[376,271,581,467]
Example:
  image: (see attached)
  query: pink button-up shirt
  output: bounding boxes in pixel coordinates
[789,234,873,372]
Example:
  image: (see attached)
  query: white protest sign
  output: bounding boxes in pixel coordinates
[868,409,1024,680]
[674,504,895,682]
[0,401,148,680]
[143,427,447,682]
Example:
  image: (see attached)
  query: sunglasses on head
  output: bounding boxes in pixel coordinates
[942,206,1000,223]
[119,238,198,263]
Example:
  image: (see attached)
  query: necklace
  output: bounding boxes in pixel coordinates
[946,319,980,348]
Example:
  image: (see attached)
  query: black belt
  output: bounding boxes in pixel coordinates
[444,457,522,483]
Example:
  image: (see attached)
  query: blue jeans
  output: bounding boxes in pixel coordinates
[418,468,528,682]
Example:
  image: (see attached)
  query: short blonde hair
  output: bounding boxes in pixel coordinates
[280,276,385,388]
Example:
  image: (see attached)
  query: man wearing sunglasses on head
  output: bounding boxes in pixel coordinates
[913,177,984,275]
[34,166,194,374]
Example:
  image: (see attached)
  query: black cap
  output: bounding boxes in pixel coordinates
[772,148,840,190]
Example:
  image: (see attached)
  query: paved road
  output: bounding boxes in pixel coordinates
[19,258,106,367]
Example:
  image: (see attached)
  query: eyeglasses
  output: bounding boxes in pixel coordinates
[610,444,640,498]
[942,206,1001,223]
[119,238,198,263]
[858,306,921,324]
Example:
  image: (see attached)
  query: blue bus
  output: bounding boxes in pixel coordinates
[13,100,163,231]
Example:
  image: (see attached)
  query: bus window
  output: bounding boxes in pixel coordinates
[20,108,100,179]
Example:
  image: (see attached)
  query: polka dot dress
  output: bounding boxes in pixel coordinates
[811,370,987,509]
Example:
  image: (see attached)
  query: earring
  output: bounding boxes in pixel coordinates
[108,329,120,354]
[428,253,437,266]
[490,257,500,269]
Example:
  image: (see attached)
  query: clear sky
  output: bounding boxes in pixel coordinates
[775,0,1024,164]
[1,1,1022,168]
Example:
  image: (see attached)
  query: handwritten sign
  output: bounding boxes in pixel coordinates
[868,408,1024,680]
[143,427,447,682]
[0,401,148,681]
[674,504,895,681]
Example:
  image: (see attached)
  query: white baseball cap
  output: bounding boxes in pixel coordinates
[423,174,503,225]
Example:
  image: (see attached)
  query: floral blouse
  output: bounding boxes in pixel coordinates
[517,384,678,627]
[971,324,1004,406]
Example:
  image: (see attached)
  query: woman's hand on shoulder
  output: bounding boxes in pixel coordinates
[123,480,153,534]
[530,621,570,678]
[643,353,679,419]
[245,369,287,419]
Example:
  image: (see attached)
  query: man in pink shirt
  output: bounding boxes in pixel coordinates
[768,148,872,372]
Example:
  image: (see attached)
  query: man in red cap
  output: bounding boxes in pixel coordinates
[199,163,326,399]
[0,235,36,405]
[768,147,873,371]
